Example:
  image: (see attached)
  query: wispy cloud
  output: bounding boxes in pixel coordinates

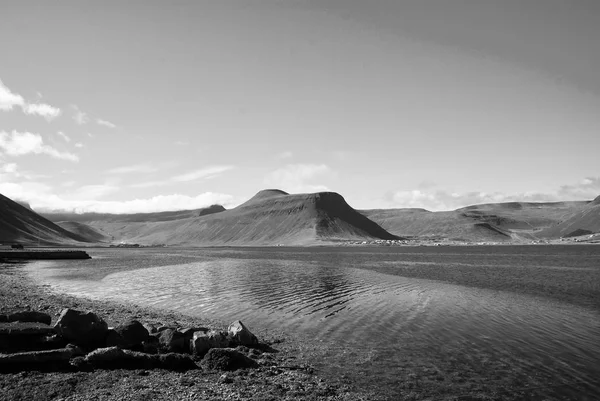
[172,165,235,182]
[74,143,84,148]
[71,104,89,125]
[22,103,61,121]
[108,163,158,174]
[263,163,335,193]
[97,118,116,128]
[0,79,25,111]
[0,79,61,120]
[56,131,71,143]
[0,130,79,162]
[384,177,600,211]
[0,181,235,213]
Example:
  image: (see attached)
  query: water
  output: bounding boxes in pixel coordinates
[26,246,600,399]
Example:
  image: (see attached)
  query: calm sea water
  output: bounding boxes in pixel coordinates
[26,246,600,399]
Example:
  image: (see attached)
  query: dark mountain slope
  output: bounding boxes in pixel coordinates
[0,193,89,245]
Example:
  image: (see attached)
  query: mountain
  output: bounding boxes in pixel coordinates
[46,190,398,246]
[361,201,588,242]
[0,193,90,245]
[537,195,600,238]
[43,205,226,244]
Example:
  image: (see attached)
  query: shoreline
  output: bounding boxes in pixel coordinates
[0,261,374,401]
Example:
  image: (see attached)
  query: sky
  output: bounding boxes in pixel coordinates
[1,0,599,213]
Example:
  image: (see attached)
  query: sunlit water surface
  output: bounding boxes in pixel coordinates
[26,246,600,399]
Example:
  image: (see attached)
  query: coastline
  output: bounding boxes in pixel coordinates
[0,261,375,401]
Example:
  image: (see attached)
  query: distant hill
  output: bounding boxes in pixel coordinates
[42,205,226,244]
[537,196,600,238]
[54,221,111,243]
[45,190,399,246]
[0,193,90,245]
[361,200,589,242]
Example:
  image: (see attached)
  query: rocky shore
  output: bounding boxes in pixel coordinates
[0,261,375,401]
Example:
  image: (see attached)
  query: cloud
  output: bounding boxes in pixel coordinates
[263,163,335,193]
[172,165,234,182]
[0,79,61,120]
[384,177,600,211]
[108,163,158,174]
[74,143,84,148]
[97,118,116,128]
[0,130,79,162]
[71,104,89,125]
[0,79,25,111]
[56,131,71,143]
[0,180,235,214]
[22,103,62,121]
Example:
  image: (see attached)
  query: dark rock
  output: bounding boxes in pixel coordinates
[201,348,258,371]
[114,320,149,349]
[7,311,52,325]
[85,347,126,365]
[0,322,55,336]
[228,320,258,346]
[70,356,92,371]
[0,348,74,372]
[156,353,198,371]
[191,330,230,356]
[142,336,160,354]
[84,347,197,370]
[54,308,108,348]
[105,329,124,347]
[156,328,185,353]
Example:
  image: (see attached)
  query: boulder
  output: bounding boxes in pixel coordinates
[54,309,108,348]
[156,328,185,353]
[143,323,157,334]
[105,329,125,348]
[0,348,73,364]
[84,347,197,370]
[191,330,230,356]
[228,321,258,346]
[0,322,55,336]
[0,348,74,372]
[85,346,126,364]
[114,320,149,349]
[7,311,52,325]
[201,348,258,371]
[178,327,208,352]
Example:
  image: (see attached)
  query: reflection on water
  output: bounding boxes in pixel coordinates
[27,247,600,399]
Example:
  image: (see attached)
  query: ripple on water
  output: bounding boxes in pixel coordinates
[27,254,600,397]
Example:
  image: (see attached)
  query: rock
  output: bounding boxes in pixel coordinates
[0,348,73,372]
[0,322,55,336]
[54,309,108,348]
[85,347,126,364]
[228,321,258,346]
[104,329,124,347]
[114,320,149,349]
[201,348,258,371]
[143,323,157,334]
[7,311,52,325]
[142,336,160,354]
[156,353,198,371]
[191,330,230,356]
[178,327,207,352]
[84,347,197,370]
[156,328,185,353]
